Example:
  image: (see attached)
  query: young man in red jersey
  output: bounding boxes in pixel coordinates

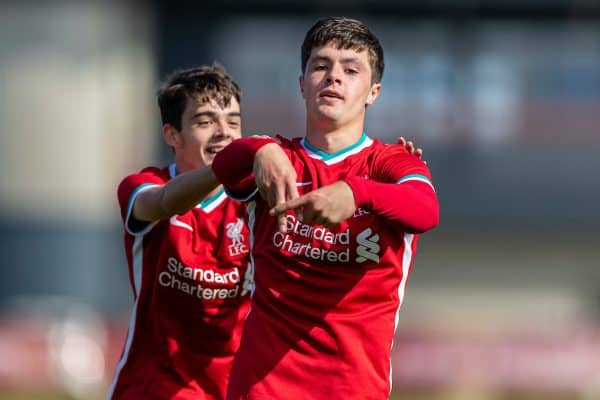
[110,65,253,400]
[212,17,439,399]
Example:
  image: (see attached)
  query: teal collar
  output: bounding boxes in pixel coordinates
[300,133,373,165]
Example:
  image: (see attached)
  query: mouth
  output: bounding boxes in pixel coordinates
[205,144,228,155]
[319,90,344,101]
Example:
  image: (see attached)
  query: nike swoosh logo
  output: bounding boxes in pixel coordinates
[169,215,193,232]
[296,181,312,187]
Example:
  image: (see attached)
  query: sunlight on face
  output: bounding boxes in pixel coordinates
[176,97,242,171]
[301,43,381,131]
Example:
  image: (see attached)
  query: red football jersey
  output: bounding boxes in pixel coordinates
[226,134,434,400]
[110,163,252,400]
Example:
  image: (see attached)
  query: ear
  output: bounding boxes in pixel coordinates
[162,124,182,149]
[299,75,306,99]
[365,82,382,106]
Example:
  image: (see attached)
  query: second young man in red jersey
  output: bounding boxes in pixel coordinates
[213,18,439,399]
[111,65,252,400]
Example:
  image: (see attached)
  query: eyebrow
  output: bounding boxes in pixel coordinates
[310,55,364,65]
[191,111,241,119]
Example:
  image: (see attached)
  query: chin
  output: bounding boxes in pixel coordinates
[315,111,341,125]
[312,103,331,114]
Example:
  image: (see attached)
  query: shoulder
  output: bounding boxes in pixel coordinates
[139,166,170,179]
[372,139,410,155]
[363,139,412,165]
[118,166,169,198]
[369,140,432,181]
[121,166,168,185]
[370,140,422,165]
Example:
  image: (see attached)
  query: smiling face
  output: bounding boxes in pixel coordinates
[163,96,241,171]
[157,64,242,173]
[300,43,381,132]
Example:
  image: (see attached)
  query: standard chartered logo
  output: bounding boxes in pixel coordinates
[356,228,380,263]
[158,257,241,299]
[272,214,350,262]
[270,215,381,264]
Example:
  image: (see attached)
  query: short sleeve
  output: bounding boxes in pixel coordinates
[117,167,166,236]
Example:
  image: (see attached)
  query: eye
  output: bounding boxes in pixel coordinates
[313,64,327,71]
[228,120,240,128]
[345,68,358,74]
[196,119,211,126]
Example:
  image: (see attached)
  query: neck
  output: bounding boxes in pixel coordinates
[305,118,365,153]
[174,155,193,175]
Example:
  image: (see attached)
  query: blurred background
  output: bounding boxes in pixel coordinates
[0,0,599,399]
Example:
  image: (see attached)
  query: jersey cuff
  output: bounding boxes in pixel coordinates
[343,176,371,209]
[125,183,160,236]
[224,186,259,202]
[212,137,275,186]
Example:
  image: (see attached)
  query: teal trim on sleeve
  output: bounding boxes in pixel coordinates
[126,183,159,235]
[396,174,431,184]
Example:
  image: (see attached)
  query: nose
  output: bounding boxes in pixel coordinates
[214,119,232,139]
[326,63,343,85]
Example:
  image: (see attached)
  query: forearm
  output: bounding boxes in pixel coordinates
[133,166,219,221]
[344,177,439,233]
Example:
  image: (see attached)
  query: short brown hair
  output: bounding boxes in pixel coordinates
[301,17,384,84]
[157,63,241,131]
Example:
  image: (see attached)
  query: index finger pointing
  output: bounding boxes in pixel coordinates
[269,196,306,216]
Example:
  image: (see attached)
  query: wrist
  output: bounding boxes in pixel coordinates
[343,176,371,209]
[212,137,275,185]
[246,137,276,154]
